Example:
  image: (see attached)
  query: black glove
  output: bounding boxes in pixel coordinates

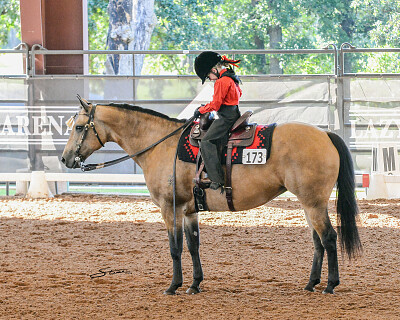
[193,107,201,119]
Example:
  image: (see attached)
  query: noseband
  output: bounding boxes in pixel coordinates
[74,105,105,166]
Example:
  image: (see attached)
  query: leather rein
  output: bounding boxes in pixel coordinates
[74,104,195,172]
[72,104,195,248]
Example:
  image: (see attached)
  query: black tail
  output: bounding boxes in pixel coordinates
[327,132,362,259]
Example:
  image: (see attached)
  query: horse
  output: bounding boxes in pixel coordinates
[61,98,362,295]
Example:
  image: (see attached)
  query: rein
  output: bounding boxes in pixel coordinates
[77,110,195,172]
[73,104,195,248]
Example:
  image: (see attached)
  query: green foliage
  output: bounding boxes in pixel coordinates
[0,0,20,48]
[83,0,400,75]
[149,0,400,75]
[153,0,223,50]
[1,0,398,74]
[150,0,331,74]
[88,0,109,73]
[88,0,109,49]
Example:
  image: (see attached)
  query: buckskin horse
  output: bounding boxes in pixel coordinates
[61,97,362,295]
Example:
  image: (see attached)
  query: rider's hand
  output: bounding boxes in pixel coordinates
[193,107,201,119]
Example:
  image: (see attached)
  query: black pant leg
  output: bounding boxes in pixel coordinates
[200,106,240,185]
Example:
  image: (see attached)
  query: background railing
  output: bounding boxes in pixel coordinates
[0,44,399,194]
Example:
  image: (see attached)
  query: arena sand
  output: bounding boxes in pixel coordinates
[0,194,399,319]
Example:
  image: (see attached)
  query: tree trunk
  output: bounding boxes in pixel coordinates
[268,25,283,74]
[340,14,355,73]
[105,0,156,75]
[254,35,266,74]
[251,0,266,74]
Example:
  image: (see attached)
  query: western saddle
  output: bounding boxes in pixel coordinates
[190,110,256,211]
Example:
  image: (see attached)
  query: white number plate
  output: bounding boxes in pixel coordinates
[242,149,267,164]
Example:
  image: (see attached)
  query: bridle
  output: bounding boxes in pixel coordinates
[71,103,195,172]
[73,104,105,167]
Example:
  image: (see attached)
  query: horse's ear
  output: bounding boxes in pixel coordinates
[77,94,90,112]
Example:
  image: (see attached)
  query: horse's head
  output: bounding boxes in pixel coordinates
[61,96,107,169]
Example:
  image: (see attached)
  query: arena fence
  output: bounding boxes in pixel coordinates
[0,44,399,195]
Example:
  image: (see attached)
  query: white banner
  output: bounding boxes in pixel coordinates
[0,105,76,150]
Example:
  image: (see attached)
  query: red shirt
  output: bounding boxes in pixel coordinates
[199,69,242,114]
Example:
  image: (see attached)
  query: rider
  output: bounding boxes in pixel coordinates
[193,51,242,191]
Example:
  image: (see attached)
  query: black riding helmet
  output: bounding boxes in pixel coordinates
[194,51,222,84]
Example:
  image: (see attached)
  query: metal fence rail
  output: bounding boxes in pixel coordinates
[0,44,400,191]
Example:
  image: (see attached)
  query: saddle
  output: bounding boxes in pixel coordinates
[189,110,256,148]
[191,110,255,212]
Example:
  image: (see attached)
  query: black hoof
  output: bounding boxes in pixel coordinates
[186,286,201,294]
[323,288,335,294]
[323,280,339,294]
[163,284,180,295]
[304,279,320,292]
[163,289,176,295]
[304,285,315,292]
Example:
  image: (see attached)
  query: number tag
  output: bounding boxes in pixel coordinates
[242,149,267,164]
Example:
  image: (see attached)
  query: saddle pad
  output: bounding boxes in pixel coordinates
[178,123,277,164]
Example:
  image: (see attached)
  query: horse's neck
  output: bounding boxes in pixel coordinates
[106,109,181,167]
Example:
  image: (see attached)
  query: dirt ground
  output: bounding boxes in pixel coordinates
[0,194,399,320]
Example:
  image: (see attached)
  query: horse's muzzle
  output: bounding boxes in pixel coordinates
[60,156,81,169]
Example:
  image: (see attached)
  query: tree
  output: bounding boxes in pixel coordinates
[105,0,157,75]
[151,0,335,75]
[0,0,20,48]
[353,0,400,72]
[88,0,399,75]
[218,0,305,74]
[356,0,400,47]
[88,0,109,73]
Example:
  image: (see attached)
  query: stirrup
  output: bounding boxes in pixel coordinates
[193,177,211,188]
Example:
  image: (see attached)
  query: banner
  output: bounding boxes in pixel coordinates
[0,105,76,150]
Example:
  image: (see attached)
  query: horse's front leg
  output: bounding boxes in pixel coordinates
[184,212,203,294]
[164,225,184,295]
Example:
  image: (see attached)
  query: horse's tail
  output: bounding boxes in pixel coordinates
[327,132,362,259]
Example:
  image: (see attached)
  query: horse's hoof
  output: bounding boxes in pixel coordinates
[304,279,319,292]
[322,288,334,294]
[323,281,338,294]
[186,286,201,294]
[163,290,176,295]
[304,285,315,292]
[163,288,176,295]
[163,283,182,295]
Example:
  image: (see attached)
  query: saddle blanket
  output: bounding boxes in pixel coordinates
[178,123,277,164]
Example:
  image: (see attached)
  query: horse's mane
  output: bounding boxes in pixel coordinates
[104,103,186,123]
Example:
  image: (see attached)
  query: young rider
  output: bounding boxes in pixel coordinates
[193,51,242,191]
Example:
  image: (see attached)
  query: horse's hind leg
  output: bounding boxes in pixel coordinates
[321,224,339,294]
[304,229,324,292]
[184,213,203,294]
[304,206,339,294]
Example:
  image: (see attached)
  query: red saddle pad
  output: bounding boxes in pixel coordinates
[177,123,276,164]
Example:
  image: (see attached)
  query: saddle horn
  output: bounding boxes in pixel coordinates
[77,94,91,111]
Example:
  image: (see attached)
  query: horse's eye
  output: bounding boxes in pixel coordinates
[75,125,84,132]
